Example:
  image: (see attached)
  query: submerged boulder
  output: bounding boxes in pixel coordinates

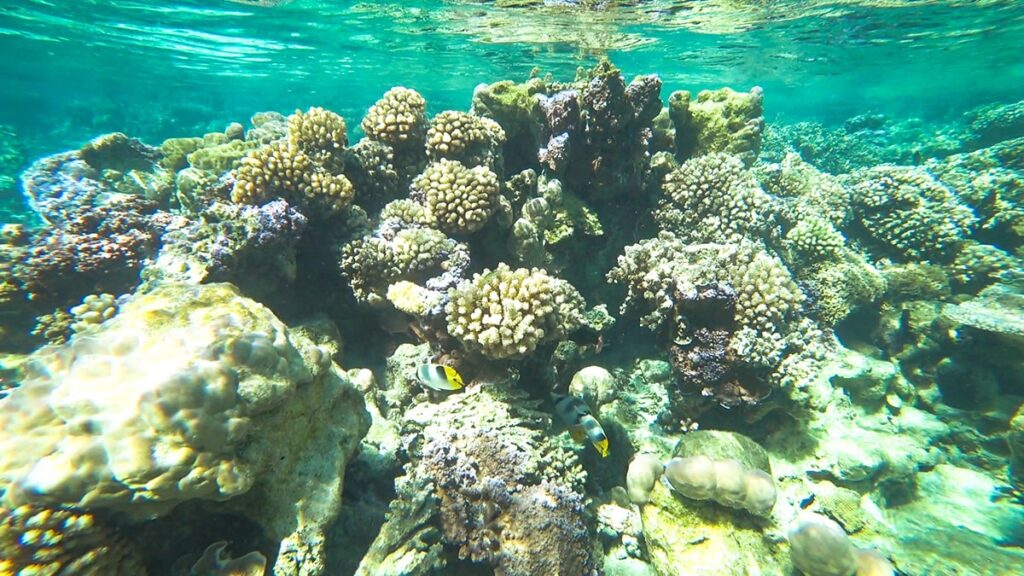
[0,282,370,576]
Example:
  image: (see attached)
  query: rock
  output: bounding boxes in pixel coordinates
[0,282,369,576]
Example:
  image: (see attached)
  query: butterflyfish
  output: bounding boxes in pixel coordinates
[553,393,610,458]
[416,363,465,392]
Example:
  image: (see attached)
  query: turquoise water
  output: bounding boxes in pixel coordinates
[1,1,1024,576]
[2,0,1023,155]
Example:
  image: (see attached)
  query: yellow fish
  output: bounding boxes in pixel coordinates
[553,393,609,458]
[416,363,465,392]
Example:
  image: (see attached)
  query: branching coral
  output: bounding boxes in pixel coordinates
[783,216,846,266]
[288,106,348,156]
[0,504,147,575]
[412,159,501,235]
[446,264,584,359]
[362,87,429,151]
[656,153,772,244]
[232,108,355,217]
[608,233,805,368]
[756,152,853,227]
[340,227,468,307]
[343,139,401,210]
[426,110,506,169]
[851,165,976,262]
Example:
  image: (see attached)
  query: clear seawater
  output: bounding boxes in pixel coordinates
[2,0,1023,158]
[1,1,1024,575]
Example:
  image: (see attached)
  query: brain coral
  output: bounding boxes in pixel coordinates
[851,165,976,262]
[657,153,772,244]
[446,263,585,359]
[413,159,501,235]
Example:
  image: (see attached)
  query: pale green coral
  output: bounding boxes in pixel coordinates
[656,153,772,244]
[446,263,584,359]
[783,217,846,265]
[379,199,434,227]
[413,159,501,235]
[288,106,348,156]
[669,87,764,166]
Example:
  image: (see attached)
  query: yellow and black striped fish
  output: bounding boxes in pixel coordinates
[553,393,609,458]
[416,363,465,392]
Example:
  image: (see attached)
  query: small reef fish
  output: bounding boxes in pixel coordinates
[416,363,465,392]
[553,393,610,458]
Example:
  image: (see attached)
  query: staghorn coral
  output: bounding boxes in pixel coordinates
[0,504,147,576]
[850,165,976,262]
[669,86,764,166]
[446,264,584,359]
[656,153,772,244]
[413,159,501,235]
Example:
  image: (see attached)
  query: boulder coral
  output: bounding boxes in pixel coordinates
[0,283,369,576]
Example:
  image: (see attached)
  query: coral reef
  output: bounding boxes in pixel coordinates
[656,152,772,244]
